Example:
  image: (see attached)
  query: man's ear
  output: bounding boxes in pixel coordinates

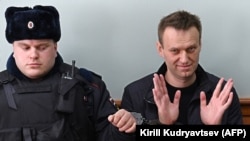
[156,41,164,58]
[54,43,58,50]
[54,43,58,57]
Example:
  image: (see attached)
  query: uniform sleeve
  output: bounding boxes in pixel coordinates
[91,75,136,141]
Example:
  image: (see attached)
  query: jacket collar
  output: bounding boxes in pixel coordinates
[6,52,63,80]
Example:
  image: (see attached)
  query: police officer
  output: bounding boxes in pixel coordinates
[0,5,136,141]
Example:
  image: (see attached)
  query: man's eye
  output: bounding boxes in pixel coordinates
[170,49,178,53]
[22,46,30,50]
[38,46,47,50]
[187,47,196,53]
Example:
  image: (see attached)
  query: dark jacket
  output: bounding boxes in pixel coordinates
[0,53,135,141]
[121,63,243,125]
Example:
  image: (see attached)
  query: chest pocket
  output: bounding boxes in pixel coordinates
[57,77,79,113]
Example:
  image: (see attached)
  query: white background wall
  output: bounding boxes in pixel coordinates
[0,0,249,99]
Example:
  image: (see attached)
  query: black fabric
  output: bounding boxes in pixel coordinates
[166,80,197,124]
[121,62,243,125]
[0,63,95,141]
[5,5,61,43]
[1,52,135,141]
[2,83,17,110]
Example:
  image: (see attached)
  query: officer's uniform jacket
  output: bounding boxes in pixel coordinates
[0,53,135,141]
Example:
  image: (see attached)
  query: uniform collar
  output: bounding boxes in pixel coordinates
[6,52,63,80]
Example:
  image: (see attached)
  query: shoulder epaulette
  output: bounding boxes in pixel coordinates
[0,70,14,84]
[79,68,102,83]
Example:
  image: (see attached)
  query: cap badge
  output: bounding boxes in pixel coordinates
[27,21,34,29]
